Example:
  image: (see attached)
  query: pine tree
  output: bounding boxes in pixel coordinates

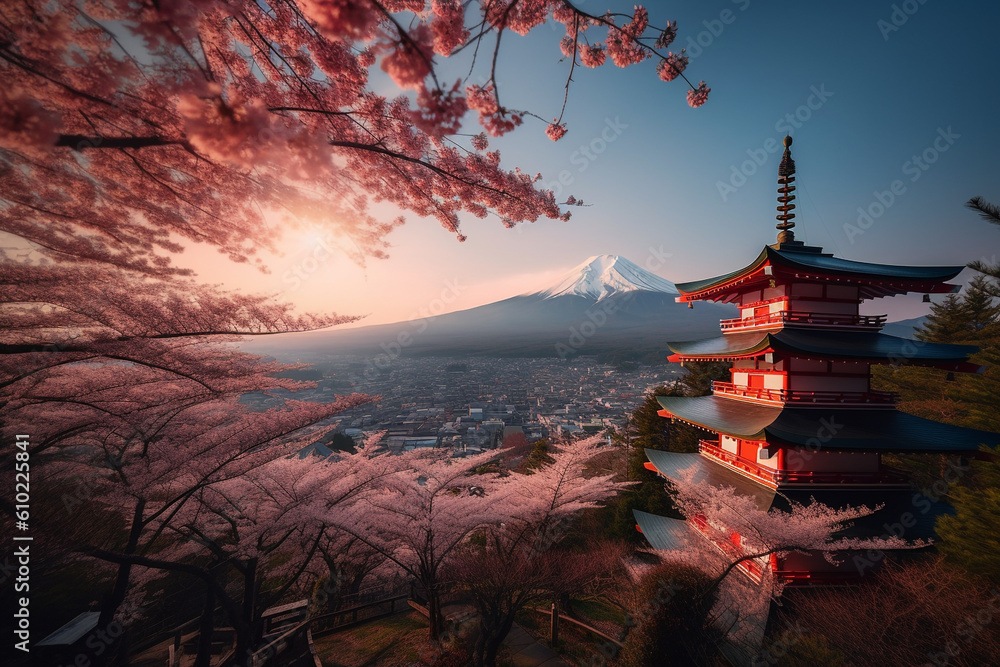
[958,275,1000,337]
[679,361,732,396]
[915,293,970,343]
[936,446,1000,582]
[966,196,1000,297]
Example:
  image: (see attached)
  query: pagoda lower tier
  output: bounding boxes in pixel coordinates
[633,450,953,585]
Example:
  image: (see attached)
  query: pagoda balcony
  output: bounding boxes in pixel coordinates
[719,310,887,332]
[712,381,897,407]
[698,440,909,486]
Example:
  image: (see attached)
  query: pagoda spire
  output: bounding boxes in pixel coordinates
[775,135,796,244]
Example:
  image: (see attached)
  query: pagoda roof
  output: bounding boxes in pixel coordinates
[655,395,999,453]
[675,244,963,302]
[643,450,947,541]
[667,330,980,369]
[632,509,695,551]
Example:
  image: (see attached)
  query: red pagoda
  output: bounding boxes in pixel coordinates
[635,136,999,585]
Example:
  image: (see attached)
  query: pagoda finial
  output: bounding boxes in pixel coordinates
[776,135,796,244]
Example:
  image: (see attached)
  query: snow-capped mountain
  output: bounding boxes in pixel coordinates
[532,255,679,301]
[246,255,735,360]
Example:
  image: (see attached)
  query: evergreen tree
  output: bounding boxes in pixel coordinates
[916,277,1000,344]
[678,361,732,396]
[958,275,1000,336]
[915,293,970,343]
[936,446,1000,582]
[966,196,1000,297]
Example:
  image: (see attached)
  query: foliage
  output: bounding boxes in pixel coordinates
[874,273,1000,433]
[616,563,720,667]
[602,377,724,543]
[916,276,1000,343]
[677,360,731,396]
[524,438,555,471]
[452,436,626,666]
[0,3,711,661]
[779,557,1000,667]
[966,195,1000,296]
[936,446,1000,582]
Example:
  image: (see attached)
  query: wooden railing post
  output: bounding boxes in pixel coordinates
[550,602,559,648]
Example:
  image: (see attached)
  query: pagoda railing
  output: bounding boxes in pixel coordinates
[719,310,887,331]
[699,440,909,486]
[712,381,897,406]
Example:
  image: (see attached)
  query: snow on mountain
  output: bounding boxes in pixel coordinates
[531,254,679,301]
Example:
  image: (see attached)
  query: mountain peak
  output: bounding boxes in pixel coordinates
[531,254,679,301]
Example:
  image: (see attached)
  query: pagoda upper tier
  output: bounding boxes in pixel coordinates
[674,241,963,304]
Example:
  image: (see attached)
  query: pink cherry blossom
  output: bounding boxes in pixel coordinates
[687,80,711,108]
[470,132,489,151]
[657,52,689,82]
[579,43,607,68]
[546,122,568,142]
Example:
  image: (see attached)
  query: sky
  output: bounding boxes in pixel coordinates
[181,0,1000,328]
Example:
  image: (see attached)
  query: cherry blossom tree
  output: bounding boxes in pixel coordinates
[332,446,511,640]
[454,435,628,667]
[0,3,714,661]
[2,1,707,269]
[83,433,395,664]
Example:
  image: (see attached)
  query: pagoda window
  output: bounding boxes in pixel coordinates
[740,289,763,305]
[762,373,785,390]
[721,435,738,454]
[756,444,778,469]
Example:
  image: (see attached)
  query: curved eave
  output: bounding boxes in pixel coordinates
[657,395,999,453]
[656,395,778,440]
[667,331,981,370]
[674,246,965,302]
[675,248,770,303]
[632,509,695,551]
[644,449,777,510]
[772,247,963,284]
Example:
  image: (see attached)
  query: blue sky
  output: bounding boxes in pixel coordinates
[190,0,1000,326]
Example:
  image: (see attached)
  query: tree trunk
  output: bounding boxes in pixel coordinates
[100,499,146,628]
[473,623,488,667]
[235,557,258,660]
[483,611,515,667]
[194,584,215,667]
[558,591,573,617]
[427,591,442,640]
